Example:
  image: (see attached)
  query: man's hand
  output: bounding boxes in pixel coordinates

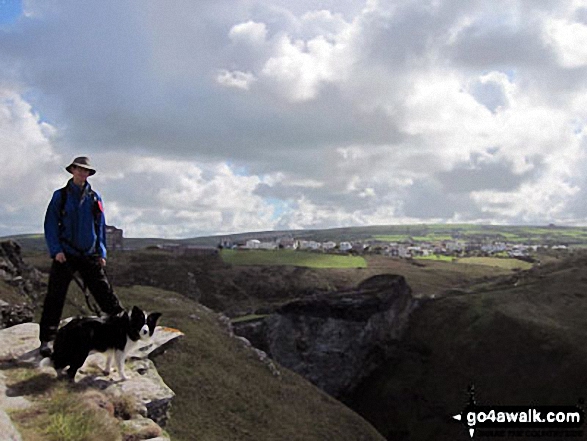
[55,252,66,263]
[99,258,106,267]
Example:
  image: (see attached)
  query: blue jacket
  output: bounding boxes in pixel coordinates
[44,179,107,259]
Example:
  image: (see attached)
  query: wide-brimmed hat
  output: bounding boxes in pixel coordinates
[66,156,96,176]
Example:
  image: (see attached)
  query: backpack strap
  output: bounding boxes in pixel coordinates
[58,186,69,231]
[57,185,103,255]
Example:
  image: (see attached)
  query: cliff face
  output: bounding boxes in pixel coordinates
[234,274,420,399]
[0,240,45,329]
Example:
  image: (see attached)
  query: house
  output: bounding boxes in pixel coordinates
[322,241,337,251]
[219,238,234,249]
[339,242,353,252]
[106,225,123,251]
[258,241,279,250]
[398,245,411,258]
[278,237,298,249]
[352,242,367,253]
[298,240,321,250]
[245,239,261,249]
[445,240,465,253]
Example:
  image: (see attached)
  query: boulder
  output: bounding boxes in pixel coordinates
[234,274,420,399]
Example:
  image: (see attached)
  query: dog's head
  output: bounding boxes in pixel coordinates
[128,306,162,341]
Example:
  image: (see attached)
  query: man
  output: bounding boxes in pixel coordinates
[39,156,123,357]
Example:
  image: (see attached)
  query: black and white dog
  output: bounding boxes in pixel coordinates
[41,306,161,381]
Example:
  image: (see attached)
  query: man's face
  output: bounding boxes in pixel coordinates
[71,165,91,184]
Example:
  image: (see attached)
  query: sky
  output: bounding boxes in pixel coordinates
[1,0,587,238]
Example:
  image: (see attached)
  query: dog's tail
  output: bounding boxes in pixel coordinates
[40,357,54,369]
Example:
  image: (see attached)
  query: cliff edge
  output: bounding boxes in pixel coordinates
[0,321,183,441]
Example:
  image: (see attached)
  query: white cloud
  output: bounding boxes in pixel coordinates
[95,157,278,238]
[544,18,587,68]
[229,20,268,45]
[0,89,63,234]
[216,69,257,90]
[2,1,587,237]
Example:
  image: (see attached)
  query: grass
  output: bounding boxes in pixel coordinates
[414,255,454,262]
[372,235,411,242]
[7,378,122,441]
[220,249,368,269]
[456,256,533,270]
[111,285,384,441]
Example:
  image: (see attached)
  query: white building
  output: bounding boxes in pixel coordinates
[298,240,322,250]
[339,242,353,252]
[245,239,261,249]
[322,241,337,250]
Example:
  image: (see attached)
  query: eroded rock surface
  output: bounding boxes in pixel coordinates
[234,274,421,399]
[0,240,44,329]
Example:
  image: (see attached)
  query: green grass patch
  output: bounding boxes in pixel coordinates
[456,257,533,270]
[414,254,454,262]
[221,249,367,268]
[9,381,122,441]
[372,235,411,242]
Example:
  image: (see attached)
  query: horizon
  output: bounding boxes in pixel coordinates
[4,222,587,243]
[2,1,587,238]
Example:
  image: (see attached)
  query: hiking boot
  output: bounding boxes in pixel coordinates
[39,341,52,358]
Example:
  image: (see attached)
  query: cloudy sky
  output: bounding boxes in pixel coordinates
[1,0,586,238]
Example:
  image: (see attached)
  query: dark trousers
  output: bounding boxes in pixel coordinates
[39,255,123,342]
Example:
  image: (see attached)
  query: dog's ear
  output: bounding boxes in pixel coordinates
[131,306,142,318]
[147,312,162,335]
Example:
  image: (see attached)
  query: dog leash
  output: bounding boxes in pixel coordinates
[62,260,102,317]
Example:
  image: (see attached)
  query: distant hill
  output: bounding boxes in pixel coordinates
[6,223,587,253]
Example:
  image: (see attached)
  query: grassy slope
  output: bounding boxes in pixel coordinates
[220,249,368,268]
[114,286,384,441]
[350,254,587,440]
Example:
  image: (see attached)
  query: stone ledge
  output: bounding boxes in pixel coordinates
[0,321,183,440]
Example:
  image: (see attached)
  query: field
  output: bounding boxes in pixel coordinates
[369,224,587,245]
[456,256,533,270]
[220,249,368,269]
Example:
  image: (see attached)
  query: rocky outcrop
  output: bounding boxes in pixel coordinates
[0,300,34,330]
[233,274,420,399]
[0,240,45,329]
[0,321,183,440]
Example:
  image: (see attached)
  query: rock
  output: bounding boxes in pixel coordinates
[233,274,419,399]
[0,321,183,439]
[0,301,34,330]
[0,240,45,329]
[0,409,22,441]
[121,416,165,441]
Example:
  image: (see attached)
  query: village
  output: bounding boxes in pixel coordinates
[105,225,571,260]
[216,236,568,260]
